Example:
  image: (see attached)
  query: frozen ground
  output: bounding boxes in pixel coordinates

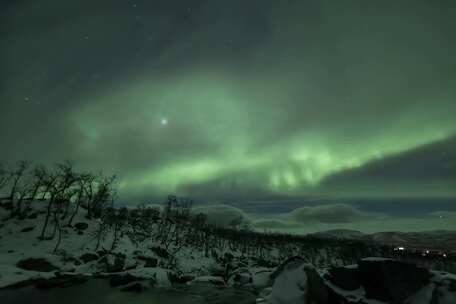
[0,202,455,304]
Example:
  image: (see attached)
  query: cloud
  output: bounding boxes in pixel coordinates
[289,204,372,224]
[249,205,456,234]
[320,136,456,197]
[252,219,301,229]
[192,204,250,228]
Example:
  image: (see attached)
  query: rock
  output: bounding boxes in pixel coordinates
[208,263,225,277]
[228,268,253,286]
[16,257,59,272]
[98,253,125,272]
[27,212,38,219]
[328,265,360,291]
[74,222,89,231]
[120,282,146,292]
[179,274,196,284]
[168,272,196,285]
[358,257,431,304]
[97,250,108,257]
[224,252,234,260]
[251,268,274,289]
[447,278,456,292]
[137,255,158,268]
[305,264,330,304]
[270,256,306,281]
[20,226,35,232]
[269,257,328,304]
[150,246,169,259]
[232,273,252,285]
[1,202,13,210]
[79,252,99,264]
[109,274,140,287]
[64,256,82,266]
[124,256,138,270]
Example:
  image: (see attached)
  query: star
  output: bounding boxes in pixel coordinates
[160,118,168,126]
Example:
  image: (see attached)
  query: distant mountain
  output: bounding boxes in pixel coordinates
[309,229,366,240]
[309,229,456,251]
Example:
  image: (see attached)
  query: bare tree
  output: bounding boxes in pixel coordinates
[28,165,49,201]
[90,174,116,219]
[14,176,34,218]
[0,163,11,195]
[39,161,77,240]
[92,217,110,251]
[102,206,128,251]
[67,172,93,226]
[52,198,66,252]
[8,161,30,215]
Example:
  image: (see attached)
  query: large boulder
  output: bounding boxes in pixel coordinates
[251,268,274,289]
[16,257,59,272]
[137,255,158,268]
[27,212,38,219]
[150,246,169,259]
[74,222,89,231]
[327,265,360,291]
[79,252,99,264]
[98,253,125,272]
[431,278,456,304]
[227,268,253,286]
[20,226,34,233]
[268,257,328,304]
[358,257,431,303]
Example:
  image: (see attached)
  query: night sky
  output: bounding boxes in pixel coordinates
[1,0,456,207]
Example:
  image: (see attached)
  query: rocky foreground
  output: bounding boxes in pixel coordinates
[2,253,455,304]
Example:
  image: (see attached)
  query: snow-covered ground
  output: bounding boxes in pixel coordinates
[0,201,272,291]
[0,202,455,304]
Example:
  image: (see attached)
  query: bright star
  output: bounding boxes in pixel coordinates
[160,118,168,126]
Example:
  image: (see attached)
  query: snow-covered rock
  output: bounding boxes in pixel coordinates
[16,256,60,272]
[191,275,225,286]
[267,257,328,304]
[358,257,431,303]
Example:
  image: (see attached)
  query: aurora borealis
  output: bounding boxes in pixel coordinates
[1,0,456,203]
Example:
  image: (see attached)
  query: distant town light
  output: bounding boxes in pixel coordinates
[394,246,405,251]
